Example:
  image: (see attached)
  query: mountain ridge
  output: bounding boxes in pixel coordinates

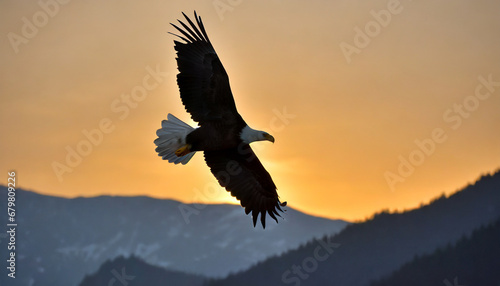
[206,170,500,286]
[371,217,500,286]
[0,187,348,286]
[79,255,206,286]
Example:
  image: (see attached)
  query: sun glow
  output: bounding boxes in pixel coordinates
[1,1,499,221]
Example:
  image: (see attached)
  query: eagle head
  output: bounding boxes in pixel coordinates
[240,125,275,144]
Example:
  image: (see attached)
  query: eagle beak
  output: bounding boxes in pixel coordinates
[264,133,275,143]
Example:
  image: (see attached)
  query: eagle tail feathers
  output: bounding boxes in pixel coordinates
[154,114,196,165]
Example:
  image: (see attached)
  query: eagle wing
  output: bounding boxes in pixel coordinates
[170,12,241,125]
[204,144,285,228]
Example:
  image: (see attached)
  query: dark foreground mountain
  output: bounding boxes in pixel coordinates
[80,255,205,286]
[371,217,500,286]
[0,188,347,286]
[206,170,500,286]
[82,214,500,286]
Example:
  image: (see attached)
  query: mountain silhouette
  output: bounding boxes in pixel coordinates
[79,255,205,286]
[0,187,347,286]
[371,217,500,286]
[206,170,500,286]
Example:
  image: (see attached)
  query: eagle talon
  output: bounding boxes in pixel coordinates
[175,144,192,157]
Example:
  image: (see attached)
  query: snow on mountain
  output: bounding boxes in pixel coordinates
[0,187,348,286]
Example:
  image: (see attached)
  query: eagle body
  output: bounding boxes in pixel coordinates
[154,12,285,228]
[185,118,246,152]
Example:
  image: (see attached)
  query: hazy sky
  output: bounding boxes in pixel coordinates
[1,0,499,221]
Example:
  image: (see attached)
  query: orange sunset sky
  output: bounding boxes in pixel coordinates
[1,0,499,221]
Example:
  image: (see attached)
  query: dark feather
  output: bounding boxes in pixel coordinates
[169,11,240,126]
[204,144,284,228]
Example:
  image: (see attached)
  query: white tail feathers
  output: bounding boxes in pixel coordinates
[154,114,196,165]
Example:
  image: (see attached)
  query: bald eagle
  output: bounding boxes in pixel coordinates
[154,11,286,228]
